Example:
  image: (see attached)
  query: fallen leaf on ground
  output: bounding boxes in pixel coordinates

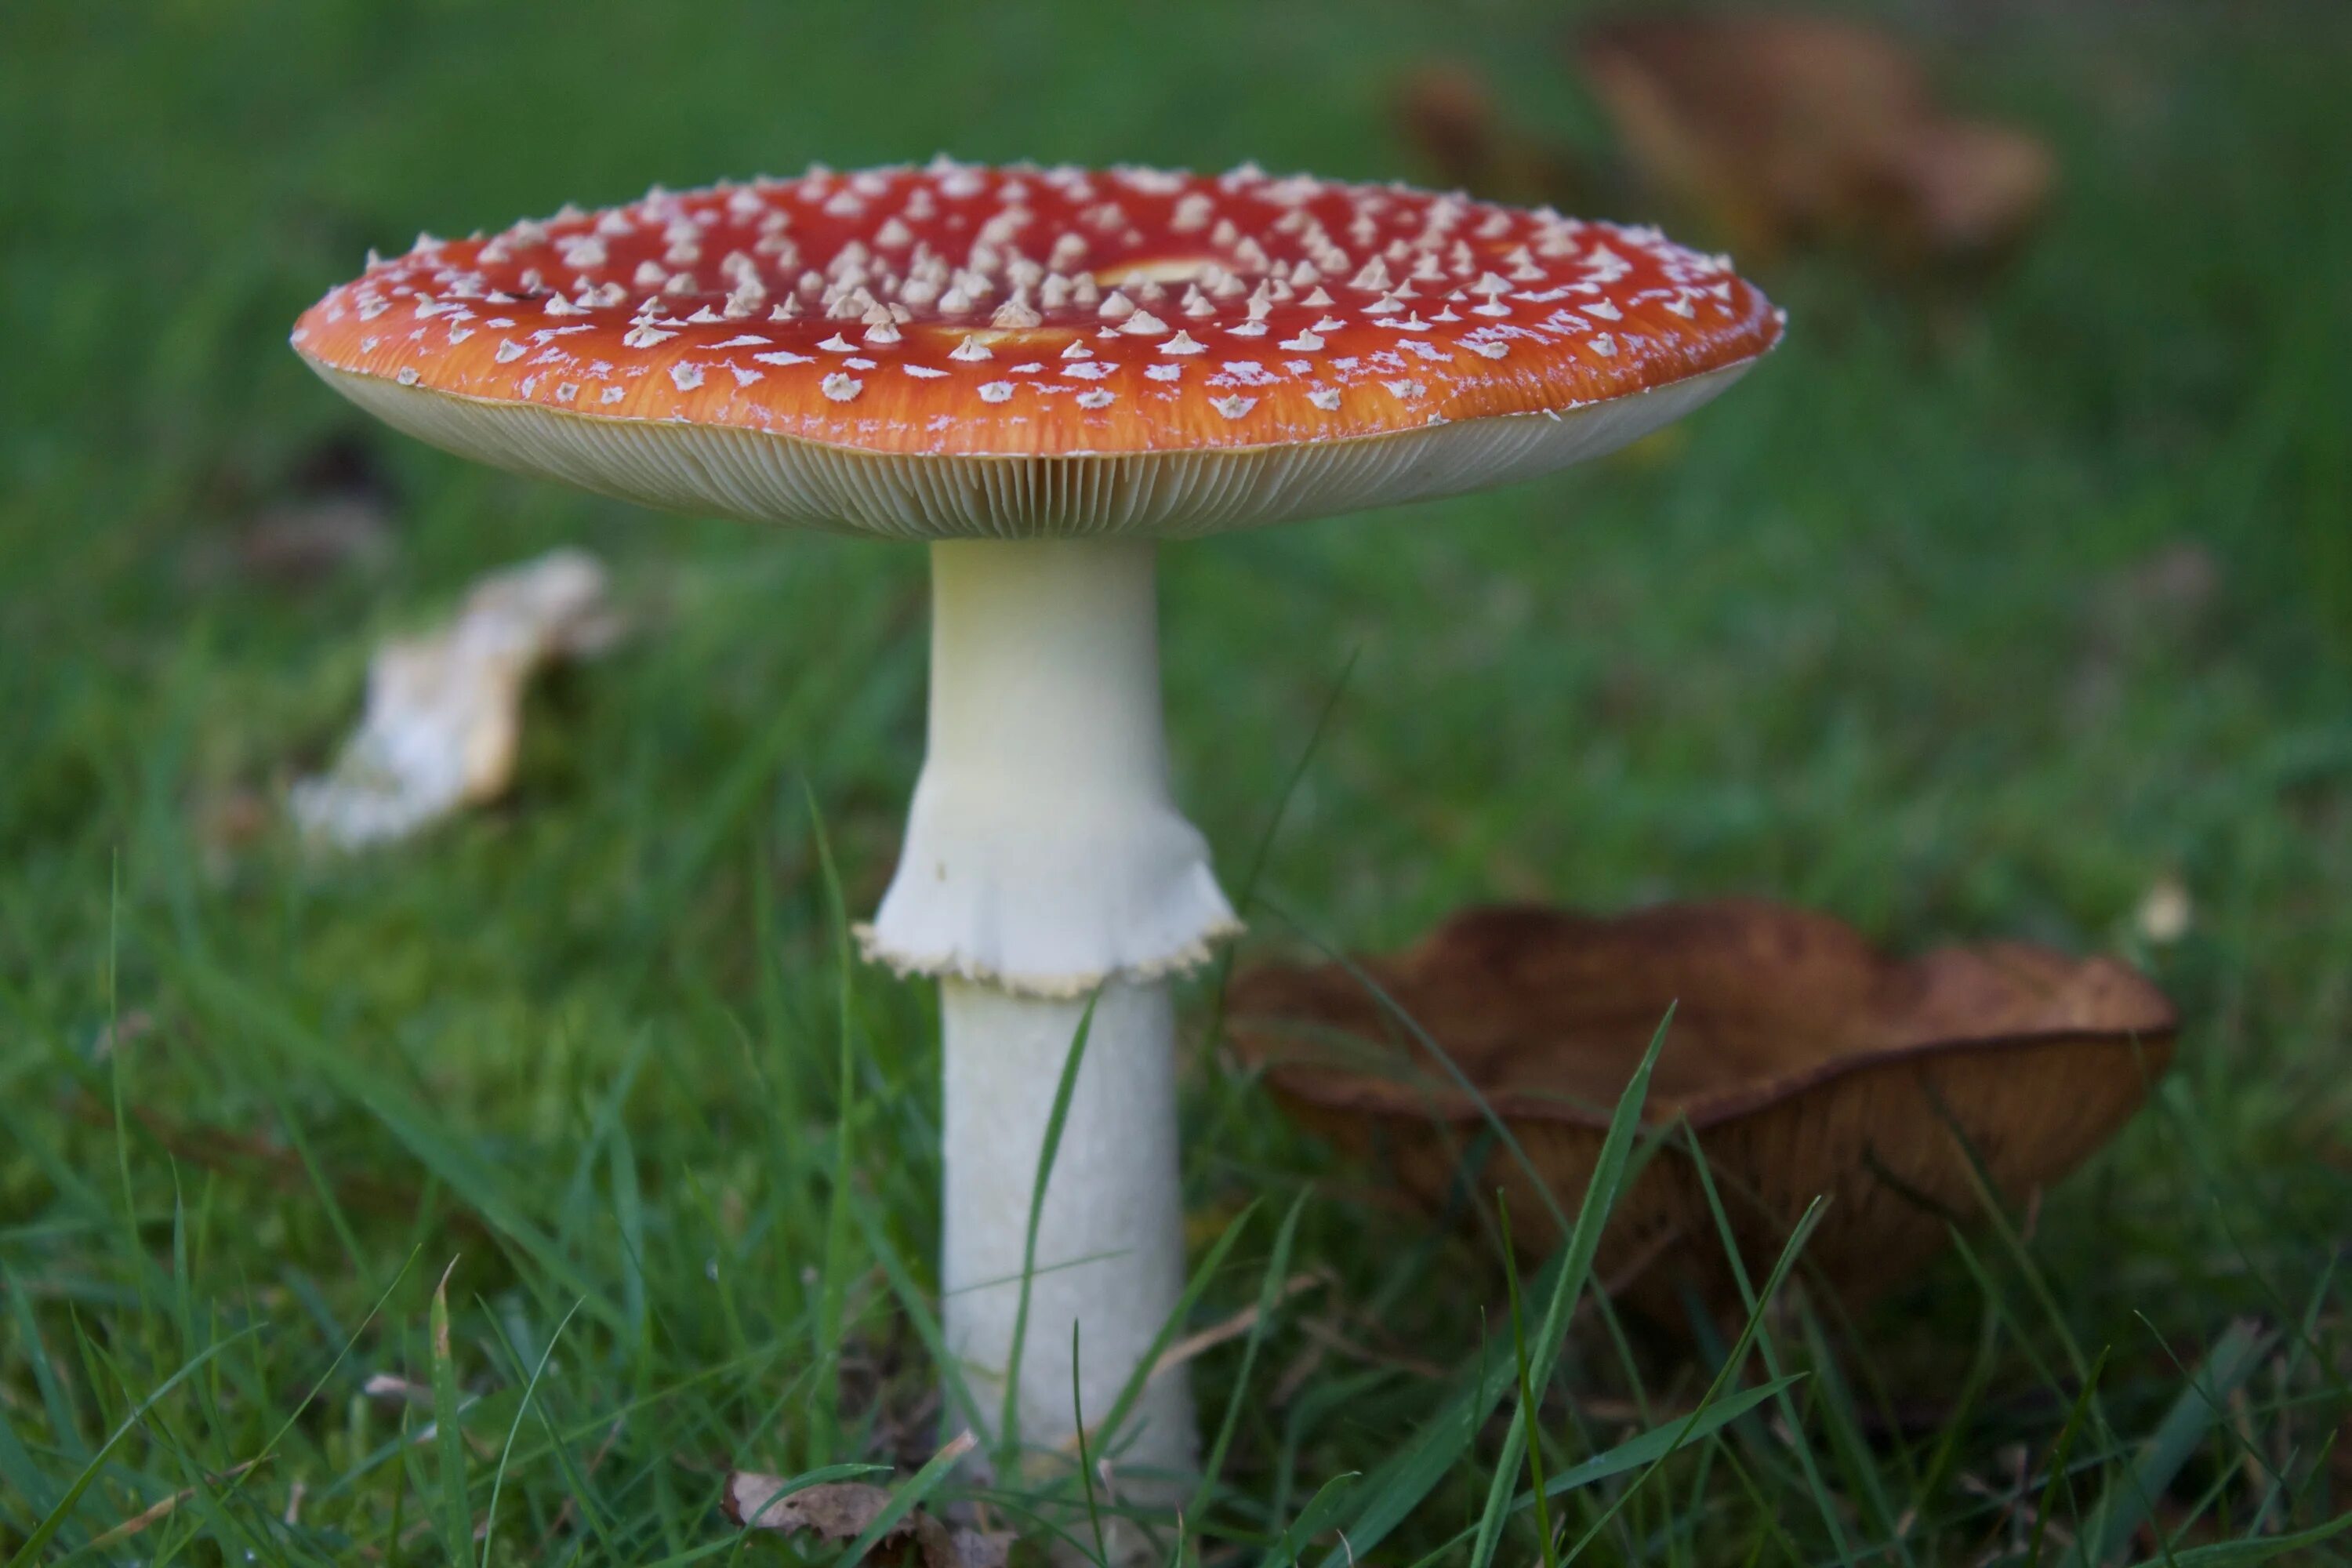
[722,1476,1012,1568]
[1577,13,2056,263]
[1230,899,2174,1317]
[289,548,621,849]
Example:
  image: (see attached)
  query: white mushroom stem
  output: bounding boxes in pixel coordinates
[940,978,1193,1477]
[862,537,1238,1479]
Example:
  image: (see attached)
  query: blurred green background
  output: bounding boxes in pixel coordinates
[3,0,2348,1562]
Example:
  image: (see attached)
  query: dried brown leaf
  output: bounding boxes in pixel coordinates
[1577,14,2055,263]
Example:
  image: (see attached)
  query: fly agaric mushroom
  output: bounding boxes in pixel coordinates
[291,158,1783,1477]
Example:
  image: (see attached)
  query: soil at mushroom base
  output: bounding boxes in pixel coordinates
[290,156,1782,1483]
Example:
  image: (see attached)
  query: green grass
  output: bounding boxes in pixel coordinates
[4,0,2350,1561]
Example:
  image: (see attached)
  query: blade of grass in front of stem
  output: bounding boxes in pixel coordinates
[1073,1326,1109,1568]
[1000,989,1100,1474]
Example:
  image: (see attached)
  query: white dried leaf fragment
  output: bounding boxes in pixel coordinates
[290,551,621,850]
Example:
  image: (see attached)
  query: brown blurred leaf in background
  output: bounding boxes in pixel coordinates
[1396,15,2056,274]
[1578,13,2056,265]
[1391,64,1595,210]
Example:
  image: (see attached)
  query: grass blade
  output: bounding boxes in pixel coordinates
[1190,1189,1310,1522]
[1261,1471,1363,1568]
[1089,1197,1260,1467]
[2091,1318,2273,1563]
[429,1258,472,1566]
[2158,1512,2352,1565]
[1072,1325,1109,1568]
[1465,1011,1675,1568]
[1325,1007,1675,1568]
[2023,1344,2107,1568]
[807,786,861,1464]
[998,989,1100,1473]
[851,1192,991,1440]
[837,1430,978,1566]
[1498,1194,1559,1568]
[1678,1120,1855,1566]
[1555,1197,1826,1565]
[480,1297,582,1567]
[3,1327,260,1567]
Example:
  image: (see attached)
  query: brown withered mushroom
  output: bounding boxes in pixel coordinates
[1229,900,2175,1316]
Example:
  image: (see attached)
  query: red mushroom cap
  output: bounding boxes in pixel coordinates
[293,160,1782,537]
